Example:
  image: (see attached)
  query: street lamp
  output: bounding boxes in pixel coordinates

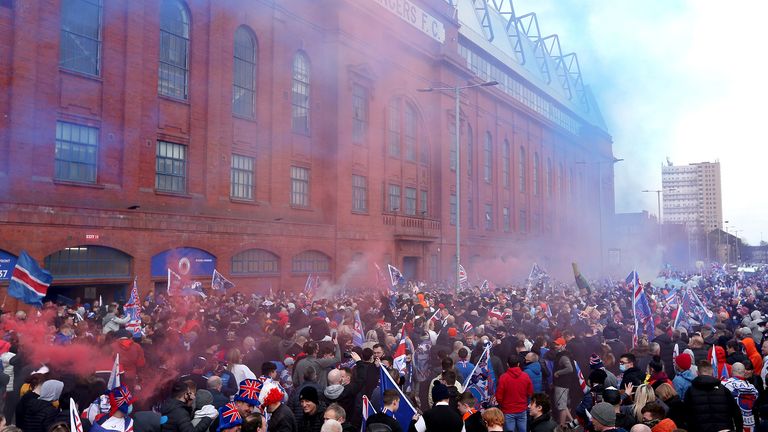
[418,80,498,292]
[642,187,676,245]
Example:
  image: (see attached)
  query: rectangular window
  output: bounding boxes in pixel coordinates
[485,203,493,230]
[230,154,254,200]
[449,131,457,171]
[55,121,98,183]
[404,105,417,161]
[352,84,367,143]
[290,166,309,207]
[519,209,528,233]
[420,190,428,216]
[155,140,187,193]
[429,254,438,282]
[483,133,492,183]
[388,184,401,212]
[468,198,474,228]
[388,101,401,157]
[449,194,457,225]
[352,174,367,212]
[405,187,417,215]
[503,207,510,232]
[502,141,510,188]
[232,29,256,117]
[60,0,102,75]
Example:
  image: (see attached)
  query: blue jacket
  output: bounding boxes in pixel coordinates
[455,360,475,384]
[673,369,695,401]
[523,361,543,393]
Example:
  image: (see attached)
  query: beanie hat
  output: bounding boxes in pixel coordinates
[554,337,566,347]
[589,353,604,370]
[261,386,284,407]
[217,403,243,432]
[447,327,458,338]
[675,353,692,371]
[195,389,213,410]
[431,382,450,402]
[108,385,135,416]
[234,379,262,406]
[299,386,319,405]
[590,402,616,426]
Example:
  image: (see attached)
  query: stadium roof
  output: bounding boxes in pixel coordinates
[453,0,608,133]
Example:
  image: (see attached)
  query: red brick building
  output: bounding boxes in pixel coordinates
[0,0,615,302]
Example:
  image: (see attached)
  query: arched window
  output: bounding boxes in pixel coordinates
[388,99,421,161]
[44,246,131,279]
[158,0,190,99]
[292,250,330,273]
[483,132,492,183]
[533,152,540,195]
[231,249,279,274]
[233,26,256,117]
[518,146,527,193]
[291,51,311,134]
[502,139,510,187]
[546,158,553,197]
[60,0,103,75]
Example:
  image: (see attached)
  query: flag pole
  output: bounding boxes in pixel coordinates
[462,344,489,389]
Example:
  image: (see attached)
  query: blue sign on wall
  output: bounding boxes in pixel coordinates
[0,250,17,281]
[151,247,216,278]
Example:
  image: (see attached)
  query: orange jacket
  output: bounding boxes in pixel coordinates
[742,337,763,372]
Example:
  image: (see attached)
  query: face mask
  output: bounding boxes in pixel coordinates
[127,405,134,415]
[619,364,627,372]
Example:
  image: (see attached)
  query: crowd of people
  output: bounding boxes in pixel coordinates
[1,265,768,432]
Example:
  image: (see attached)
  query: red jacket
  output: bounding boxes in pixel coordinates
[495,366,533,414]
[111,338,146,381]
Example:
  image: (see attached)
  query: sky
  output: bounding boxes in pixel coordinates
[511,0,767,245]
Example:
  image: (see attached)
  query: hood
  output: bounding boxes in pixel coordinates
[742,337,759,357]
[39,379,64,402]
[710,346,727,364]
[505,366,523,378]
[195,390,213,410]
[524,361,542,375]
[118,339,134,350]
[677,369,695,381]
[692,374,722,390]
[323,384,344,400]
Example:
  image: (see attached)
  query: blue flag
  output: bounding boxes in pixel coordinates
[9,250,52,306]
[462,344,496,408]
[361,395,376,432]
[124,277,142,336]
[352,310,364,347]
[379,366,416,432]
[211,269,235,291]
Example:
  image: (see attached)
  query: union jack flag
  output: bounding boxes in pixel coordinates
[124,277,142,335]
[462,321,473,334]
[458,264,468,284]
[220,403,242,427]
[352,310,365,346]
[488,307,507,321]
[574,361,589,395]
[238,379,262,403]
[361,395,376,432]
[630,270,654,345]
[109,385,134,412]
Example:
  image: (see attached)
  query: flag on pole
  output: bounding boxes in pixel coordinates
[8,250,52,305]
[673,343,679,363]
[167,268,183,296]
[572,262,592,295]
[107,354,121,390]
[630,271,655,343]
[211,269,235,291]
[458,264,468,284]
[574,360,589,395]
[361,395,376,432]
[124,277,142,335]
[352,310,365,347]
[304,273,314,295]
[379,365,416,432]
[69,398,83,432]
[373,263,389,294]
[480,280,490,291]
[528,263,549,281]
[392,325,408,376]
[462,344,496,408]
[388,264,405,287]
[710,347,719,378]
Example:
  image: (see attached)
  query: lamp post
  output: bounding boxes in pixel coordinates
[418,80,498,292]
[642,187,676,246]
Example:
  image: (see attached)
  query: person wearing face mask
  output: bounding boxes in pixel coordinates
[618,354,645,391]
[161,380,218,432]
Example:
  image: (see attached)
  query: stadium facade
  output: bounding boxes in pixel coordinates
[0,0,614,302]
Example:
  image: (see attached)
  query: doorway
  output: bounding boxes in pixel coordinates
[402,256,419,281]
